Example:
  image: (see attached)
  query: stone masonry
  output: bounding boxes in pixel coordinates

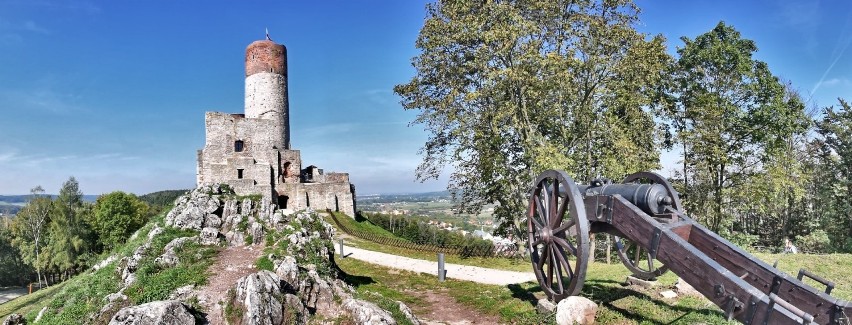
[196,38,356,217]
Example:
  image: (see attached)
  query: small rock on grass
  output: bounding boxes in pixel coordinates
[537,298,557,314]
[625,275,658,289]
[660,290,678,299]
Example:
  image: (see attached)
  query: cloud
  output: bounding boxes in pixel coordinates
[816,78,852,88]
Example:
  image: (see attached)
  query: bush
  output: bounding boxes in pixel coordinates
[795,230,832,254]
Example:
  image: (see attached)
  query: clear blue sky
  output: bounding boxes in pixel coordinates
[0,1,850,196]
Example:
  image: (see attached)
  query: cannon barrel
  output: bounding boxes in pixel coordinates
[577,183,673,215]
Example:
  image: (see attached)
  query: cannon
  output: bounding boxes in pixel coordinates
[527,170,851,325]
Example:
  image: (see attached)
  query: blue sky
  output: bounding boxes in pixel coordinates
[0,1,850,196]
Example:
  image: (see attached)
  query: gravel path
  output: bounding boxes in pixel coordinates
[335,245,536,285]
[0,287,27,305]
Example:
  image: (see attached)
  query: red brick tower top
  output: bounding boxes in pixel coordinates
[245,40,287,77]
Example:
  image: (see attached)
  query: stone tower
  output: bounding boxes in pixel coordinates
[244,40,290,150]
[196,37,356,217]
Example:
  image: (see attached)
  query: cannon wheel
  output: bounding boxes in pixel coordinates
[527,170,589,302]
[614,172,682,280]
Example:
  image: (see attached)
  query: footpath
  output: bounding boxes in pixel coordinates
[335,245,536,286]
[0,288,27,305]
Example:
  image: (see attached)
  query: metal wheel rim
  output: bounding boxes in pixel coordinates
[614,171,682,280]
[527,170,589,302]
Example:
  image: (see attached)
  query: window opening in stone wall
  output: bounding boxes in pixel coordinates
[237,169,244,179]
[278,195,289,209]
[334,195,339,212]
[305,192,310,207]
[235,140,245,152]
[283,162,291,179]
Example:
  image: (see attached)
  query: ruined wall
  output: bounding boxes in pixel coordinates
[196,38,357,217]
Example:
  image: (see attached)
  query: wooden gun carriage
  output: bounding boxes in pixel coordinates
[526,170,851,324]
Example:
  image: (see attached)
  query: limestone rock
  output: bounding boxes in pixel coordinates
[397,301,421,325]
[2,314,25,325]
[232,271,286,325]
[625,275,658,289]
[675,277,702,297]
[199,227,221,246]
[343,298,396,325]
[660,290,678,299]
[169,285,196,301]
[108,300,195,325]
[555,296,597,325]
[34,307,47,323]
[282,293,309,324]
[537,298,557,314]
[155,236,199,267]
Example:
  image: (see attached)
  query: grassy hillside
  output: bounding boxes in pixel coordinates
[0,214,216,323]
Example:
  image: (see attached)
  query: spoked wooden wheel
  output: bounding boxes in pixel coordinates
[527,170,589,302]
[614,172,682,280]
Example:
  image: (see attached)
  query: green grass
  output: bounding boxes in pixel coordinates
[753,252,852,300]
[337,257,738,324]
[325,212,410,242]
[0,214,219,324]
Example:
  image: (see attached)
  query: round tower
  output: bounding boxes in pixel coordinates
[245,39,290,149]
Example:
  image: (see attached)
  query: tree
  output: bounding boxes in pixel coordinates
[668,22,808,234]
[395,0,670,239]
[11,186,52,287]
[0,222,33,286]
[45,177,93,279]
[89,191,149,250]
[813,99,852,251]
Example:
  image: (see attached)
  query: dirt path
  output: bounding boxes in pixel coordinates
[196,245,265,324]
[414,289,502,325]
[335,245,536,285]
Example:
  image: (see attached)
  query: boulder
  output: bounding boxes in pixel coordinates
[343,298,396,325]
[2,313,25,325]
[555,296,597,325]
[660,290,678,299]
[108,300,195,325]
[232,271,286,325]
[282,293,309,324]
[199,227,220,246]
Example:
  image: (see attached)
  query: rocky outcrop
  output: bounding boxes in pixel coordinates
[1,314,25,325]
[108,300,195,325]
[154,237,199,267]
[97,185,410,325]
[343,298,397,325]
[229,271,307,325]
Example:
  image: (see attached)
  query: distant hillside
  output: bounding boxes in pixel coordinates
[357,190,452,203]
[138,189,190,207]
[0,194,99,204]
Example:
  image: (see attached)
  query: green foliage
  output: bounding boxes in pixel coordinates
[125,228,216,304]
[89,191,149,250]
[138,190,190,207]
[255,255,274,271]
[0,223,33,286]
[395,0,670,240]
[668,22,810,244]
[45,177,94,279]
[10,186,53,286]
[363,212,496,257]
[795,230,832,254]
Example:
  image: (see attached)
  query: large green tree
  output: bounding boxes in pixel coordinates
[669,22,809,234]
[395,0,670,238]
[0,221,33,286]
[45,177,93,279]
[89,191,148,250]
[812,99,852,251]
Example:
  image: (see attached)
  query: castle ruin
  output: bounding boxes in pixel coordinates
[196,37,356,216]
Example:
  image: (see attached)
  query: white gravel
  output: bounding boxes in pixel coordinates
[335,245,536,285]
